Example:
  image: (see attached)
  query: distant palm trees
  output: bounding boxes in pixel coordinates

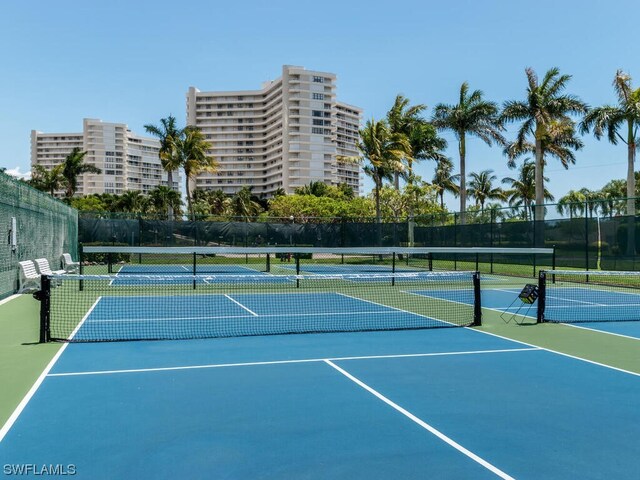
[177,126,217,220]
[502,160,554,220]
[466,170,505,213]
[581,70,640,216]
[501,68,587,221]
[432,158,459,210]
[433,82,505,223]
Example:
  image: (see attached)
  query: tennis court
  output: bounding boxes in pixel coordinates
[2,247,640,478]
[2,321,639,478]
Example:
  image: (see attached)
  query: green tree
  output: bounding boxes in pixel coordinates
[144,115,183,218]
[556,190,587,219]
[502,160,553,220]
[580,70,640,216]
[295,181,330,197]
[386,95,444,188]
[357,119,412,224]
[433,82,505,223]
[228,186,263,219]
[69,195,107,212]
[115,190,147,213]
[177,126,217,220]
[29,164,65,196]
[431,158,460,209]
[501,67,587,221]
[466,169,505,213]
[61,147,102,199]
[148,186,183,218]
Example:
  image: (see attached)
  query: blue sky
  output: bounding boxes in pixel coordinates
[0,0,637,210]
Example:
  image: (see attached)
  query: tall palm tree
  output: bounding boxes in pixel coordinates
[501,67,587,222]
[466,169,505,213]
[62,147,102,199]
[503,118,584,170]
[357,119,412,224]
[229,186,263,219]
[29,164,65,196]
[144,115,183,218]
[580,70,640,216]
[177,126,216,220]
[386,95,444,188]
[431,158,460,209]
[502,160,554,220]
[432,82,505,223]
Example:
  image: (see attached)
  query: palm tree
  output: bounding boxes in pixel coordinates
[433,82,505,223]
[466,170,505,213]
[580,70,640,216]
[295,181,330,197]
[501,67,587,222]
[148,186,183,218]
[504,118,584,170]
[386,95,444,188]
[177,126,216,220]
[502,160,554,220]
[357,119,412,224]
[29,164,65,196]
[61,147,102,199]
[144,116,183,218]
[115,190,146,213]
[228,186,263,219]
[556,190,588,219]
[431,158,460,209]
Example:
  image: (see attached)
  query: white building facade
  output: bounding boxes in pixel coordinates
[186,65,362,197]
[31,118,180,197]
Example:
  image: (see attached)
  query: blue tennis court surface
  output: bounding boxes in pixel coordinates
[2,325,639,478]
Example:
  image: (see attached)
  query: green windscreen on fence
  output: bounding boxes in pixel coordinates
[0,171,78,299]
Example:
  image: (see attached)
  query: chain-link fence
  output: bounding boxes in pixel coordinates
[0,172,78,298]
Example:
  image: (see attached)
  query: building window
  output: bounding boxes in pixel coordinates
[312,110,323,117]
[312,93,324,100]
[313,119,324,126]
[312,127,324,134]
[313,76,324,83]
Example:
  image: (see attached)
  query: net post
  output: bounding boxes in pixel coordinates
[193,252,197,290]
[295,254,300,288]
[79,244,84,291]
[472,272,482,326]
[392,252,396,286]
[475,253,479,272]
[428,252,433,271]
[266,253,271,272]
[38,275,51,343]
[537,271,546,323]
[108,252,113,274]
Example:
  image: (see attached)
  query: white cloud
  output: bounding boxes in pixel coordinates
[4,166,31,180]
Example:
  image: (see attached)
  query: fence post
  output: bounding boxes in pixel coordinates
[585,201,589,271]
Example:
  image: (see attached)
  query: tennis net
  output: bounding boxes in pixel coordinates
[80,245,555,278]
[537,270,640,323]
[38,271,481,342]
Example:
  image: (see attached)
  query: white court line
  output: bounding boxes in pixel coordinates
[47,347,539,377]
[561,323,640,341]
[224,294,258,316]
[0,297,102,443]
[324,359,515,480]
[0,294,21,306]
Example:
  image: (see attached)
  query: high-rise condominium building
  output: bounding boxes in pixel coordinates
[31,118,180,197]
[186,65,362,197]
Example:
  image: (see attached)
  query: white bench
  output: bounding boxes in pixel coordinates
[34,258,66,276]
[18,260,40,293]
[61,253,79,273]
